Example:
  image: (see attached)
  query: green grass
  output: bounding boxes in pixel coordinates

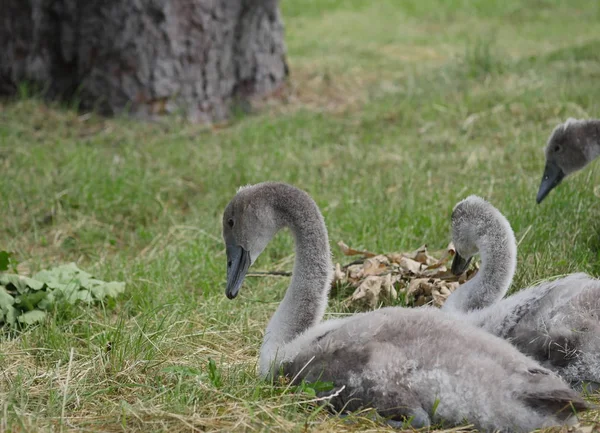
[2,0,600,431]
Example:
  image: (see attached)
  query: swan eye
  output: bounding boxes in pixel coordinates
[228,218,234,228]
[554,144,561,153]
[227,260,232,268]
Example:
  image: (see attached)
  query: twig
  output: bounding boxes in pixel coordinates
[272,385,347,409]
[246,262,364,277]
[341,259,365,269]
[245,259,369,277]
[246,271,292,277]
[247,267,468,281]
[301,385,346,404]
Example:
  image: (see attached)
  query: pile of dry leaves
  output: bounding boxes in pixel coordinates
[332,241,478,311]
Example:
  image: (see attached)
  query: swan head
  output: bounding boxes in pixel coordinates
[537,118,589,203]
[222,183,281,299]
[450,195,500,275]
[450,197,484,275]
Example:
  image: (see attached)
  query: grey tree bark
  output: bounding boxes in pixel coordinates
[0,0,288,122]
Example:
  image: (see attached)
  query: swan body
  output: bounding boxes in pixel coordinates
[443,195,600,388]
[537,118,600,203]
[223,182,587,431]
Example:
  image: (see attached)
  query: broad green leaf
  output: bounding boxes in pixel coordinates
[0,262,125,329]
[37,291,56,310]
[15,291,48,311]
[21,276,45,291]
[0,251,10,272]
[54,281,80,297]
[0,274,45,292]
[302,387,317,397]
[62,286,82,304]
[75,290,94,303]
[1,303,17,326]
[33,263,92,289]
[31,269,61,288]
[0,286,15,308]
[90,281,125,300]
[0,274,26,293]
[309,380,335,393]
[17,310,47,325]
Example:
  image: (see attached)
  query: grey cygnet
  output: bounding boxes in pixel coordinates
[444,195,600,390]
[223,182,588,432]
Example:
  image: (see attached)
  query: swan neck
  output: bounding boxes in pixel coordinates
[584,120,600,161]
[259,191,332,375]
[444,220,516,314]
[473,239,514,299]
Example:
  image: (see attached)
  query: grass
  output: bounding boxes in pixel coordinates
[2,0,600,431]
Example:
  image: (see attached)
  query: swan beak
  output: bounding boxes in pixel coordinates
[226,244,251,299]
[536,161,565,204]
[451,252,472,276]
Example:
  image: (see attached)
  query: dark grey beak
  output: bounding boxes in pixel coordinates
[536,161,565,204]
[226,244,251,299]
[451,252,472,276]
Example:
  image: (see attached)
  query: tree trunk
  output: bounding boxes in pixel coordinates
[0,0,288,123]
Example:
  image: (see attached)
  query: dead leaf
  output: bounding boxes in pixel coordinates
[425,242,456,270]
[407,278,434,297]
[420,265,447,278]
[431,290,446,308]
[381,273,398,302]
[347,264,364,281]
[431,281,459,307]
[414,295,428,306]
[387,253,404,264]
[333,263,345,283]
[397,257,423,274]
[361,255,390,276]
[337,241,377,258]
[334,240,477,311]
[346,276,384,309]
[410,244,431,264]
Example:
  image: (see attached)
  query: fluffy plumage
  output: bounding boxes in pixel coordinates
[442,195,517,313]
[223,182,587,432]
[443,195,600,388]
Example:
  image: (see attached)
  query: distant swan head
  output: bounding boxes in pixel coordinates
[537,118,595,203]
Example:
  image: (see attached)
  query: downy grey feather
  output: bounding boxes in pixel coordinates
[222,183,588,432]
[444,195,600,388]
